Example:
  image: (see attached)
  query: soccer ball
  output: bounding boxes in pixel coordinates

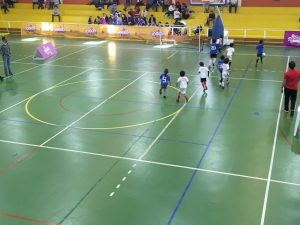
[262,52,266,57]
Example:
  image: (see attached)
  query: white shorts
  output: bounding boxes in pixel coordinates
[180,88,187,94]
[227,55,233,61]
[222,72,228,79]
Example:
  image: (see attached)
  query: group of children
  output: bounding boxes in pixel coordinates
[159,39,265,103]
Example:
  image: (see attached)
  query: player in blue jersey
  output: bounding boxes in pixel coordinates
[217,55,225,86]
[159,68,171,99]
[209,39,218,71]
[255,40,264,67]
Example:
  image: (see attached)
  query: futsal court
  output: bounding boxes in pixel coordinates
[0,36,300,225]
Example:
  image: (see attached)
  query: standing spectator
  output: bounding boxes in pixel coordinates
[228,0,232,13]
[141,7,148,22]
[232,0,237,13]
[165,3,174,18]
[6,0,14,8]
[282,61,300,117]
[123,0,130,11]
[206,10,215,26]
[101,13,108,24]
[51,5,61,22]
[173,7,180,23]
[110,3,116,14]
[37,0,44,9]
[0,36,13,78]
[1,0,9,13]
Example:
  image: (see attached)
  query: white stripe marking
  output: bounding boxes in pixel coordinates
[1,138,300,187]
[116,184,121,189]
[259,56,289,225]
[128,170,132,174]
[122,177,127,182]
[109,192,115,197]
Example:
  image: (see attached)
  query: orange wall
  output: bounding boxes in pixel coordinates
[242,0,300,7]
[18,0,189,4]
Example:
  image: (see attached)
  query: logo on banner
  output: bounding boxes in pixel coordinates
[152,30,164,38]
[25,25,36,32]
[85,27,97,35]
[54,26,66,33]
[288,34,300,45]
[117,28,130,36]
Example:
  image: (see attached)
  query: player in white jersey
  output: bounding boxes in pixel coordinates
[226,43,235,69]
[198,61,210,94]
[220,58,230,89]
[176,70,189,103]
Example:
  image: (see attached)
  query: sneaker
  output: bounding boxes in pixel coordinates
[284,109,289,113]
[176,99,179,103]
[163,96,166,99]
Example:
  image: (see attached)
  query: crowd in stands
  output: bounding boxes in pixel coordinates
[88,0,190,28]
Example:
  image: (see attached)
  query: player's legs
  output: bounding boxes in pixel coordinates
[284,88,290,112]
[162,87,167,98]
[176,91,181,102]
[290,90,297,117]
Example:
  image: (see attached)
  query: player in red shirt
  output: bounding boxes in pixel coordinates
[282,61,300,117]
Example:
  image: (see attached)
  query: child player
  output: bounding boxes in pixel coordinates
[218,55,225,86]
[208,39,218,71]
[220,58,230,89]
[198,62,210,94]
[159,68,171,98]
[226,43,235,69]
[256,40,264,67]
[176,71,189,103]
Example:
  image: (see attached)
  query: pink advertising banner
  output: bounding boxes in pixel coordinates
[35,42,57,60]
[284,31,300,47]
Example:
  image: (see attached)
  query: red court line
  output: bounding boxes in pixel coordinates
[0,148,39,175]
[0,212,59,225]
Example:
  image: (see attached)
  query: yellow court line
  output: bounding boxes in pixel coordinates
[25,79,184,130]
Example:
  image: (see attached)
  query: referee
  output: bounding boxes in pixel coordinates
[282,61,300,117]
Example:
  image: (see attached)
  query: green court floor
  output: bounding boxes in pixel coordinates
[0,36,300,225]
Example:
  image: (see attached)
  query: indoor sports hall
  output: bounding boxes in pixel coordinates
[0,0,300,225]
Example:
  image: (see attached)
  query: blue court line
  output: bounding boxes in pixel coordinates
[166,61,252,225]
[0,117,207,147]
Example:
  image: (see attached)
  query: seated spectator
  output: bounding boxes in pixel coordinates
[175,0,181,12]
[88,15,93,24]
[107,14,114,24]
[101,13,108,24]
[110,3,116,14]
[146,0,158,12]
[173,7,180,23]
[181,3,190,19]
[128,8,134,17]
[157,21,163,27]
[162,0,169,12]
[51,5,60,22]
[121,13,128,24]
[127,14,134,25]
[148,14,156,26]
[48,0,54,9]
[94,16,101,24]
[135,0,144,7]
[123,0,130,11]
[206,10,215,26]
[165,3,174,18]
[137,16,146,26]
[192,25,202,35]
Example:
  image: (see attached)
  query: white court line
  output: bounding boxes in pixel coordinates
[39,72,147,146]
[138,85,200,160]
[0,69,91,114]
[1,138,300,187]
[167,51,177,59]
[10,61,283,84]
[259,56,289,225]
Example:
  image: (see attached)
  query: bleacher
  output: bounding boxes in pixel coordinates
[0,3,299,41]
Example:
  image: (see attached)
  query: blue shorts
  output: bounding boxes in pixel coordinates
[161,84,168,88]
[257,53,263,58]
